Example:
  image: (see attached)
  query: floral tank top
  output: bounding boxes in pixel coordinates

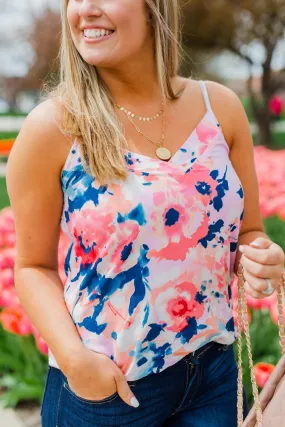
[48,81,244,381]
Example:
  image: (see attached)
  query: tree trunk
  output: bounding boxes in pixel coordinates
[255,109,272,147]
[247,74,273,147]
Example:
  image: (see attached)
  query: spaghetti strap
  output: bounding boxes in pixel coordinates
[199,80,213,114]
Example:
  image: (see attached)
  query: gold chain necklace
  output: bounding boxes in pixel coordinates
[125,101,172,161]
[114,101,163,122]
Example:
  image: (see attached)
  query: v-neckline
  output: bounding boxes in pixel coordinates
[125,111,210,165]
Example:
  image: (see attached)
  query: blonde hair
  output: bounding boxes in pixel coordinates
[49,0,184,185]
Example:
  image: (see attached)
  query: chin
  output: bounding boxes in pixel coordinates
[81,54,111,67]
[81,53,124,69]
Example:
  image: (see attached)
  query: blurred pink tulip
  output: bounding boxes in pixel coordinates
[269,95,284,117]
[0,248,16,269]
[35,335,49,355]
[254,362,275,388]
[33,331,49,355]
[246,292,277,310]
[0,208,16,249]
[254,146,285,219]
[270,303,285,325]
[0,268,14,288]
[0,207,15,230]
[231,276,276,310]
[30,325,49,355]
[0,305,33,336]
[0,206,69,355]
[0,287,20,308]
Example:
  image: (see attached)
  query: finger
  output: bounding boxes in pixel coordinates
[240,255,281,279]
[249,237,272,249]
[243,269,269,293]
[115,373,140,408]
[244,280,265,300]
[239,245,278,266]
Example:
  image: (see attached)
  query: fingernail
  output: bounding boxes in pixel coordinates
[251,241,261,247]
[239,245,244,253]
[131,396,140,408]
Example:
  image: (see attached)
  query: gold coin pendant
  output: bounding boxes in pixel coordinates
[156,147,172,161]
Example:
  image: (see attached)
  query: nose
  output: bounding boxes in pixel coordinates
[79,0,103,18]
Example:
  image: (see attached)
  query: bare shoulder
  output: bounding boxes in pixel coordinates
[203,80,241,105]
[203,80,250,147]
[6,97,72,269]
[6,96,74,203]
[15,97,72,162]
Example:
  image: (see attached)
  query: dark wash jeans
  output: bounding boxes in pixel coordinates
[41,342,248,427]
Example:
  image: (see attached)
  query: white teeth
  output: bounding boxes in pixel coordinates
[83,29,113,39]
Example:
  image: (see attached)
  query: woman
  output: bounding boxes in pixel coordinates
[6,1,284,426]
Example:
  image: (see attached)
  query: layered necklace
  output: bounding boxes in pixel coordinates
[114,100,172,161]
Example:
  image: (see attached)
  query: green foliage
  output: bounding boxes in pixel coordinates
[264,216,285,253]
[234,310,281,407]
[234,215,285,407]
[240,97,255,123]
[0,178,10,210]
[0,325,47,408]
[0,112,26,117]
[252,132,285,150]
[0,132,19,140]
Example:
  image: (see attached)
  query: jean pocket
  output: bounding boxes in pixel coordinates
[63,380,119,405]
[40,366,52,416]
[207,344,235,379]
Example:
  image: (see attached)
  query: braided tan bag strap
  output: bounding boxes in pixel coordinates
[236,266,285,427]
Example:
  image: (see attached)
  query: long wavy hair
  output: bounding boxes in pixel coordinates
[49,0,184,185]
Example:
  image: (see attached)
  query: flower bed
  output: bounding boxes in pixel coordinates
[0,147,285,408]
[0,208,69,407]
[0,140,14,157]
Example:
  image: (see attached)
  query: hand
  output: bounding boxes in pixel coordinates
[239,237,285,299]
[65,347,139,408]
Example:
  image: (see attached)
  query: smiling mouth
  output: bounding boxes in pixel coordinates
[82,29,115,40]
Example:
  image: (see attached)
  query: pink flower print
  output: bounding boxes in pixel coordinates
[149,198,209,261]
[163,204,188,238]
[73,228,99,266]
[156,281,205,333]
[183,163,217,205]
[110,222,140,273]
[196,119,219,144]
[71,209,116,266]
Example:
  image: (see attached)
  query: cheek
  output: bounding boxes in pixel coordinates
[66,3,79,31]
[113,4,150,45]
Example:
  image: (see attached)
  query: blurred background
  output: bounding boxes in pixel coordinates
[0,1,285,426]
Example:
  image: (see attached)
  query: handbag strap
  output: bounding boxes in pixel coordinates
[236,265,285,427]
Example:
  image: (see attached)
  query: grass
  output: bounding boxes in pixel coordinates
[253,132,285,150]
[0,112,27,117]
[0,132,19,140]
[270,132,285,150]
[264,216,285,253]
[0,177,10,210]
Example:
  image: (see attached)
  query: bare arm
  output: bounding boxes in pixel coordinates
[6,100,138,407]
[6,100,85,375]
[207,81,284,296]
[224,87,268,270]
